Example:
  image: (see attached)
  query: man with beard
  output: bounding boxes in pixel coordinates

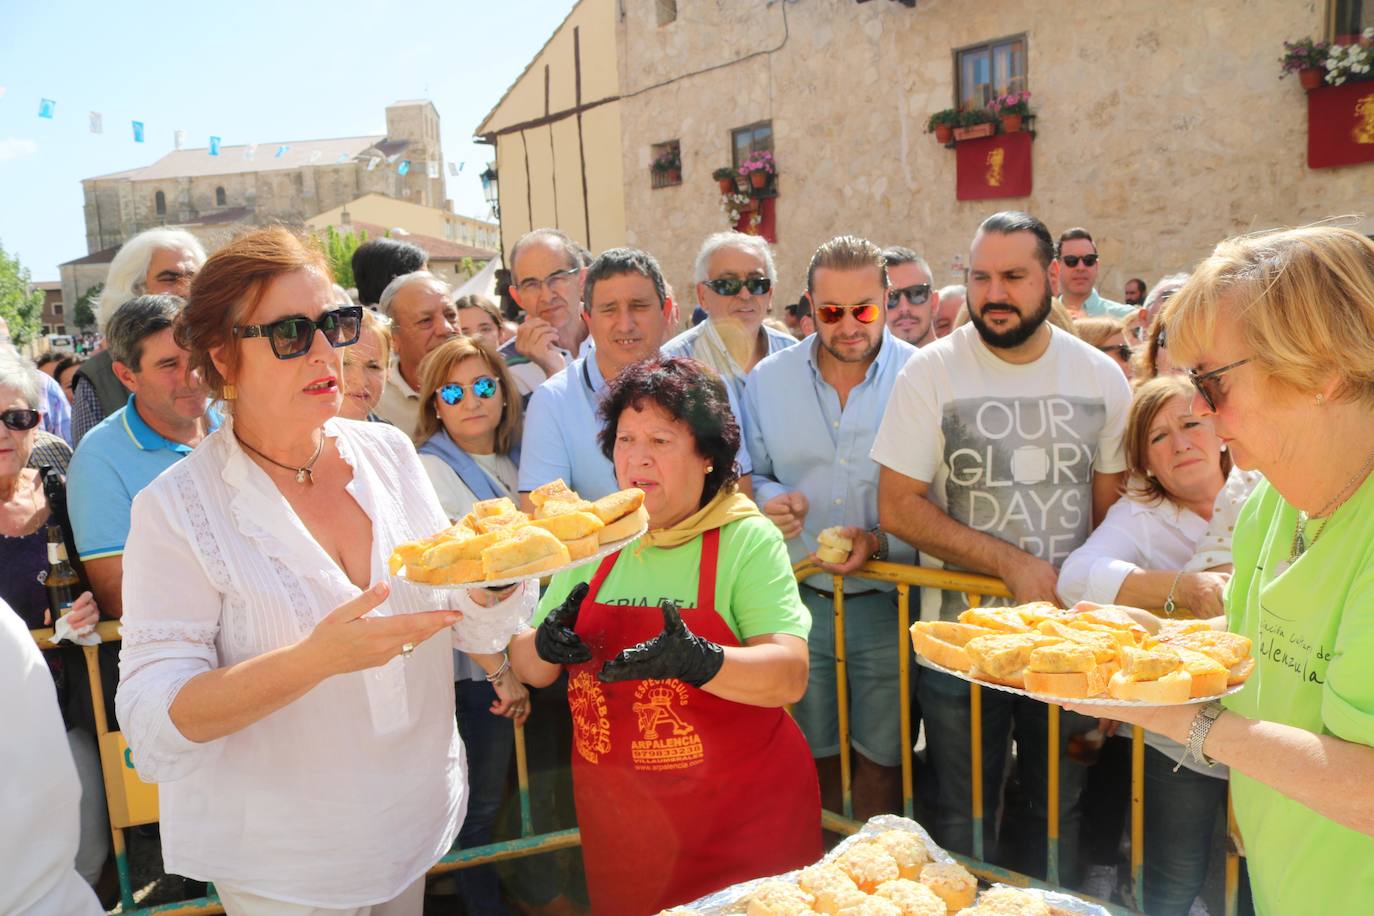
[871,211,1130,883]
[744,235,917,820]
[882,246,940,347]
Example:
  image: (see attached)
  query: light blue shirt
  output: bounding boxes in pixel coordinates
[518,351,753,499]
[67,394,220,561]
[1073,289,1137,320]
[744,330,917,590]
[661,318,796,405]
[39,371,71,444]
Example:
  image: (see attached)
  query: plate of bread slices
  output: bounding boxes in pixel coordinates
[389,479,650,588]
[911,602,1255,706]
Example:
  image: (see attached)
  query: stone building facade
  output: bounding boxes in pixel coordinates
[604,0,1374,311]
[80,100,446,255]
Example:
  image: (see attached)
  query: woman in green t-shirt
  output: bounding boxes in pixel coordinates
[1067,226,1374,914]
[502,357,821,916]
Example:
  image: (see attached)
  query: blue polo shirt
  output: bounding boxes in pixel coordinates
[68,395,220,561]
[518,351,753,500]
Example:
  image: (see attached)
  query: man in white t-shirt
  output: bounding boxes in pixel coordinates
[871,210,1130,883]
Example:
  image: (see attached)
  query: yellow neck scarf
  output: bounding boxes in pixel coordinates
[637,488,762,552]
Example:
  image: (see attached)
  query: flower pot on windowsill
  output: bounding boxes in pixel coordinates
[934,124,954,144]
[953,123,996,141]
[666,168,681,183]
[749,171,768,189]
[1299,67,1326,91]
[718,178,735,194]
[1000,113,1024,133]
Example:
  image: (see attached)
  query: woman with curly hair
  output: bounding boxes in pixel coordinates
[503,356,820,915]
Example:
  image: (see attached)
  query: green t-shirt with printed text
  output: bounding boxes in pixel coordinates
[535,515,810,644]
[1223,475,1374,912]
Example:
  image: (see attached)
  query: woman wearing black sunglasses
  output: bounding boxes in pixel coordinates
[1062,225,1374,915]
[113,228,505,914]
[0,349,111,891]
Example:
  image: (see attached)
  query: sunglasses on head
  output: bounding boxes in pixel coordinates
[233,306,363,360]
[1098,343,1133,361]
[1,408,42,431]
[887,284,932,308]
[1188,358,1252,412]
[439,376,498,405]
[816,303,882,325]
[1060,254,1099,268]
[703,276,772,297]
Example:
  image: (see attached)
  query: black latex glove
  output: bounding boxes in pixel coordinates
[597,600,725,688]
[535,582,593,665]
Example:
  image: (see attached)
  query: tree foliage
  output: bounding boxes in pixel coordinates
[75,282,102,331]
[0,241,44,345]
[323,225,369,291]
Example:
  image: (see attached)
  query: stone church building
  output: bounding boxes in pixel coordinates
[62,100,447,309]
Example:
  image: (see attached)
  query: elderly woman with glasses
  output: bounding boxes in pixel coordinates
[114,228,505,915]
[1065,225,1374,915]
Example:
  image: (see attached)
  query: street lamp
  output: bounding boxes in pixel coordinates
[479,163,499,220]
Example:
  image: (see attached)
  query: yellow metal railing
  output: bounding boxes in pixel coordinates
[31,558,1242,915]
[793,558,1244,916]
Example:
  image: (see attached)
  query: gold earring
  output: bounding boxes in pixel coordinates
[223,384,237,400]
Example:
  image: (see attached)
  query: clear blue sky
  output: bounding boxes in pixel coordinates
[0,0,576,281]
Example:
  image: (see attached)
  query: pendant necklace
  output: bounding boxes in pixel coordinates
[237,432,325,485]
[1290,446,1374,562]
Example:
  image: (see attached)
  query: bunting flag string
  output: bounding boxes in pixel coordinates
[6,86,455,182]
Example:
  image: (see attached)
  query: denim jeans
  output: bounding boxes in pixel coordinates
[1143,746,1229,916]
[918,667,1093,883]
[455,679,515,916]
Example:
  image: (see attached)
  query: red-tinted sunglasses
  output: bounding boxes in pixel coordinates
[816,303,881,325]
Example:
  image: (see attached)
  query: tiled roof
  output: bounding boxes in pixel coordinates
[342,221,497,261]
[59,245,121,267]
[85,136,410,182]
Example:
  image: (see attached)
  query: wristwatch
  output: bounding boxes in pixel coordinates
[1184,701,1224,768]
[868,525,890,562]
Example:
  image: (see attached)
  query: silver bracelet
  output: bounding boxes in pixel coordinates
[484,653,511,683]
[1180,700,1224,771]
[1163,570,1186,617]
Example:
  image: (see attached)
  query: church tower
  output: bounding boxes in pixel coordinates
[385,100,446,210]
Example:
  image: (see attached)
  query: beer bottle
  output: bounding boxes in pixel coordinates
[45,524,81,625]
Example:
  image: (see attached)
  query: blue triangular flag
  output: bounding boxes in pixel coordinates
[132,121,145,142]
[275,144,290,158]
[209,136,221,156]
[38,98,56,118]
[397,159,410,176]
[337,153,350,164]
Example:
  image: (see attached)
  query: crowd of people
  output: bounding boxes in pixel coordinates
[3,210,1373,916]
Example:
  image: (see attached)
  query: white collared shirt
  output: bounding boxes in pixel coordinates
[116,416,470,906]
[1058,491,1208,606]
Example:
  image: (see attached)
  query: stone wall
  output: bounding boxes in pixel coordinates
[617,0,1374,316]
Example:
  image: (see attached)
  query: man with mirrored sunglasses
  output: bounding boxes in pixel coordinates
[882,246,941,347]
[68,295,219,619]
[1053,227,1135,321]
[745,235,916,820]
[662,232,795,404]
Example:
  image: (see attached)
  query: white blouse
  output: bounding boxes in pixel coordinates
[115,416,471,907]
[1057,492,1208,606]
[417,451,519,524]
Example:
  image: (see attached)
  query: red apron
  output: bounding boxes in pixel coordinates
[566,528,821,915]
